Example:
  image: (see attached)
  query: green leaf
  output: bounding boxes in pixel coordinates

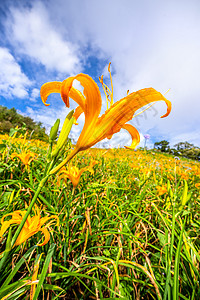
[43,283,65,292]
[181,180,188,206]
[9,128,17,137]
[173,218,186,300]
[103,249,111,256]
[33,243,55,300]
[0,168,4,173]
[0,279,29,299]
[157,231,166,247]
[0,144,6,151]
[5,227,12,253]
[2,245,38,287]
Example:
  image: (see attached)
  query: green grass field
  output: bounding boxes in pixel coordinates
[0,133,199,299]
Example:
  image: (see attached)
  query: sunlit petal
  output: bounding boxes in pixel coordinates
[39,215,59,227]
[73,105,84,121]
[83,87,171,149]
[11,152,37,165]
[40,82,62,106]
[69,74,102,151]
[123,124,140,149]
[0,220,18,237]
[0,208,58,247]
[61,76,86,109]
[57,163,95,188]
[37,227,50,246]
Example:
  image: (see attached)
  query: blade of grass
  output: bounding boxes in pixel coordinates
[0,279,31,299]
[173,216,186,300]
[1,245,37,287]
[32,243,55,300]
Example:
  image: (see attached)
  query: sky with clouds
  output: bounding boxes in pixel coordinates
[0,0,200,148]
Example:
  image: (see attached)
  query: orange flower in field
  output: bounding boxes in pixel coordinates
[58,162,95,188]
[11,152,37,165]
[0,206,59,246]
[41,63,171,172]
[195,182,200,189]
[156,186,168,196]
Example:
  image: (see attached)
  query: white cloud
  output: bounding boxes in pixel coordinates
[46,0,200,147]
[26,105,70,129]
[169,130,200,148]
[0,47,31,98]
[6,1,81,74]
[2,0,200,149]
[96,128,134,149]
[30,88,40,102]
[25,103,83,140]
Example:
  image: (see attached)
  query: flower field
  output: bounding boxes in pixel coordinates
[0,133,199,299]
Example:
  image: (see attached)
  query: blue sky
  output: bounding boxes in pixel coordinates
[0,0,200,148]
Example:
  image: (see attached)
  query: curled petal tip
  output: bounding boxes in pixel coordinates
[44,102,50,107]
[124,143,139,150]
[122,124,140,150]
[124,146,133,150]
[41,94,50,106]
[108,62,111,72]
[40,81,62,107]
[160,100,172,118]
[61,77,76,108]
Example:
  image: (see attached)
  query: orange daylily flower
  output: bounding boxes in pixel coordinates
[156,186,168,196]
[11,151,37,165]
[0,206,59,246]
[195,182,200,189]
[58,162,96,188]
[41,65,171,171]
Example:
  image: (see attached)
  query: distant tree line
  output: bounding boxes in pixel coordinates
[154,140,200,161]
[0,105,48,141]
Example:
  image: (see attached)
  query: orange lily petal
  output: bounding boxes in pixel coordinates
[40,82,62,106]
[66,173,81,188]
[11,152,37,165]
[1,211,22,224]
[39,215,59,227]
[58,164,94,188]
[122,124,140,149]
[73,105,84,121]
[61,77,86,109]
[79,87,171,150]
[61,74,102,151]
[0,220,18,237]
[0,208,58,247]
[15,228,35,246]
[37,227,50,246]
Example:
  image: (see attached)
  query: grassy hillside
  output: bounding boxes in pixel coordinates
[0,105,48,141]
[0,133,199,299]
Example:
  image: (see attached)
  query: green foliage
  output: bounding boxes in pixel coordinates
[0,105,48,141]
[154,140,170,152]
[173,142,200,161]
[0,135,199,299]
[154,140,200,161]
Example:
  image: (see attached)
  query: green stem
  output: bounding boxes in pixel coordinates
[0,147,78,273]
[173,217,186,300]
[0,175,49,273]
[50,148,78,175]
[11,175,49,247]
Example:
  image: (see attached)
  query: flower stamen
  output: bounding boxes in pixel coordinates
[99,62,114,110]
